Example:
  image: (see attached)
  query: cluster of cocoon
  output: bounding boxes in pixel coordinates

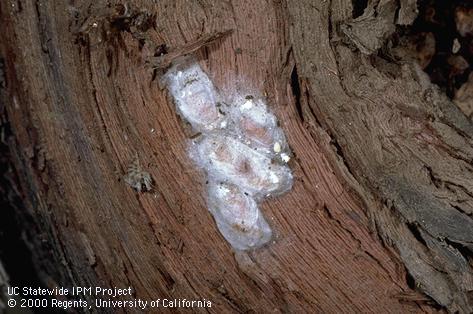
[163,57,293,250]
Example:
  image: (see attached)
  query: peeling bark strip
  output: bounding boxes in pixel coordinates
[342,0,419,54]
[0,0,469,313]
[148,29,233,70]
[290,0,473,312]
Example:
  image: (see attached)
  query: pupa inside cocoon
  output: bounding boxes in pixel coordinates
[207,181,272,250]
[162,57,225,132]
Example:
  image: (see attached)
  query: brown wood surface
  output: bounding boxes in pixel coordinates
[1,0,472,313]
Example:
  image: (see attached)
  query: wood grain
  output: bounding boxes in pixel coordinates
[2,0,468,313]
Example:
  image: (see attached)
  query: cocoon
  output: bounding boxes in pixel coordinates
[164,58,292,250]
[229,96,288,155]
[192,135,293,197]
[162,58,225,132]
[207,181,272,250]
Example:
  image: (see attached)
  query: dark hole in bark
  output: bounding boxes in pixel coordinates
[352,0,369,19]
[406,222,427,247]
[405,271,417,289]
[290,65,304,122]
[444,238,473,261]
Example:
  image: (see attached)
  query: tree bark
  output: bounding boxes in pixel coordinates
[0,0,471,313]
